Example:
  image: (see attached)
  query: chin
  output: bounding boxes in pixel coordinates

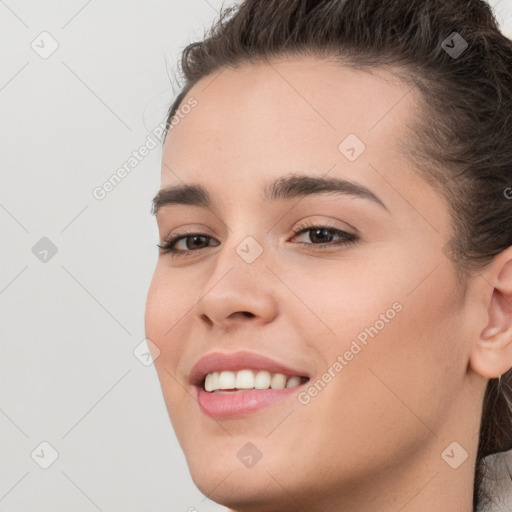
[186,452,301,510]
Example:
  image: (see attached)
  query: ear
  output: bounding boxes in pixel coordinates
[469,246,512,379]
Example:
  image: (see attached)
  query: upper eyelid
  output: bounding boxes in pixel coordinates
[162,222,353,239]
[159,215,358,238]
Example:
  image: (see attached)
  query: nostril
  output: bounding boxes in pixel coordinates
[200,314,214,326]
[228,311,255,320]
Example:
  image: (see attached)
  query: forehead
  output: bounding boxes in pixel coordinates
[162,57,420,184]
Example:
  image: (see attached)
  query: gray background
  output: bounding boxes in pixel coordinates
[1,1,511,511]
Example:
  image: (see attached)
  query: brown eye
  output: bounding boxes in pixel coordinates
[157,233,220,256]
[291,223,358,249]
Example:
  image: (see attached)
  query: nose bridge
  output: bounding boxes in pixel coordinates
[215,210,269,273]
[193,220,279,326]
[204,227,268,294]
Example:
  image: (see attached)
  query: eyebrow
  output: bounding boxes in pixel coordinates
[151,173,389,216]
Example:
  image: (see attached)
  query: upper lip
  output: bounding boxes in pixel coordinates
[189,350,311,386]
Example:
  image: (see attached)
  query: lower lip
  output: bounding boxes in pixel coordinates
[196,385,304,419]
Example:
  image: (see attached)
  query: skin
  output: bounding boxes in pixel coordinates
[144,56,512,512]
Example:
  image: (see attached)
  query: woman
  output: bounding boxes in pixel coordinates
[145,0,512,510]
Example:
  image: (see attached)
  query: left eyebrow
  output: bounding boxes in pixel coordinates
[151,173,389,216]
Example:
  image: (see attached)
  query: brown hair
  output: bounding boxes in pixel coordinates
[162,0,512,509]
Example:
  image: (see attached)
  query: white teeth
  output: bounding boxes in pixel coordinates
[235,369,255,389]
[203,369,305,392]
[270,373,287,390]
[254,370,271,389]
[204,373,213,392]
[286,376,301,388]
[218,370,236,389]
[204,371,219,392]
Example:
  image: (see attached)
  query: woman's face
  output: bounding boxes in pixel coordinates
[145,57,481,509]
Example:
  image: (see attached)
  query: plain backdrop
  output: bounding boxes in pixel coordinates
[1,1,511,511]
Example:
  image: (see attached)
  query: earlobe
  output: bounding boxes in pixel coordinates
[469,247,512,379]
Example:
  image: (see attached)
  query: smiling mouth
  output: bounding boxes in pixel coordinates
[190,350,312,418]
[202,369,310,392]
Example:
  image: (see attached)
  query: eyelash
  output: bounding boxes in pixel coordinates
[157,221,359,258]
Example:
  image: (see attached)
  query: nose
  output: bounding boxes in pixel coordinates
[193,240,280,331]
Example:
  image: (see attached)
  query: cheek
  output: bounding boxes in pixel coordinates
[144,267,198,394]
[346,276,460,422]
[145,276,198,433]
[298,256,464,456]
[145,267,194,344]
[282,254,401,350]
